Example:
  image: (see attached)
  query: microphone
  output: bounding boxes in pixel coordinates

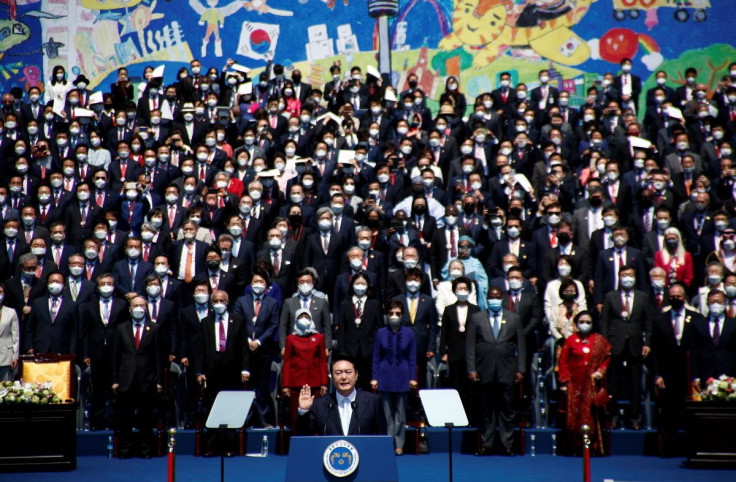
[323,401,335,435]
[351,400,361,435]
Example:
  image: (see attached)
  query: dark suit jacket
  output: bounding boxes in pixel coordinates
[593,247,648,304]
[112,259,154,298]
[386,270,432,301]
[256,242,299,297]
[296,390,387,436]
[64,202,103,247]
[600,289,655,357]
[233,293,279,349]
[25,295,78,354]
[79,295,128,361]
[440,303,481,363]
[465,309,526,384]
[337,298,381,359]
[691,316,736,382]
[111,318,163,393]
[394,293,438,355]
[653,307,701,396]
[194,312,249,387]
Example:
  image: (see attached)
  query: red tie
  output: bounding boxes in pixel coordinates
[218,317,226,352]
[96,192,103,207]
[656,292,663,309]
[450,229,457,257]
[254,297,261,318]
[143,244,150,262]
[550,229,558,248]
[128,202,134,222]
[134,323,142,349]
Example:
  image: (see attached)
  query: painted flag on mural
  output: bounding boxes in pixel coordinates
[237,22,279,61]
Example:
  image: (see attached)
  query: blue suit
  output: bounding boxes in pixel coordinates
[112,258,154,298]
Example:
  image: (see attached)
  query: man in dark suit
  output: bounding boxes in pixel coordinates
[279,269,332,354]
[386,246,432,300]
[614,58,642,114]
[194,290,250,455]
[64,183,103,248]
[177,282,210,427]
[296,355,387,436]
[691,289,736,386]
[257,228,299,298]
[503,267,542,375]
[600,264,655,429]
[47,223,77,275]
[652,283,702,456]
[529,69,558,114]
[304,207,346,293]
[487,217,536,280]
[111,296,163,458]
[593,224,649,308]
[80,273,129,430]
[193,246,237,301]
[24,271,77,355]
[143,274,177,362]
[393,268,438,388]
[112,237,154,301]
[467,286,526,456]
[337,275,382,391]
[233,271,280,428]
[64,254,95,305]
[4,253,46,316]
[170,221,208,288]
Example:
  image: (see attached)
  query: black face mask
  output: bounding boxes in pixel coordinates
[669,298,685,311]
[640,198,653,209]
[414,206,426,215]
[408,80,418,89]
[289,214,302,226]
[463,204,476,215]
[561,292,577,302]
[509,207,523,217]
[557,233,571,245]
[366,218,380,230]
[589,196,603,208]
[207,260,220,271]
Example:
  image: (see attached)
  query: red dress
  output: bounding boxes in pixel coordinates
[282,333,327,429]
[654,251,694,287]
[558,333,611,452]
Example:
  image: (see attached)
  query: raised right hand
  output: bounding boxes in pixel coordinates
[298,384,314,411]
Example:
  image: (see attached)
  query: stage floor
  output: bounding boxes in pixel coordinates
[10,454,736,481]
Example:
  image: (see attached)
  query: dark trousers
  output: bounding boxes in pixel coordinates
[116,391,156,457]
[479,380,514,451]
[608,347,643,422]
[203,353,242,454]
[89,355,113,429]
[354,353,373,391]
[247,348,274,427]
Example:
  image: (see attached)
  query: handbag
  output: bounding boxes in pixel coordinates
[592,380,610,407]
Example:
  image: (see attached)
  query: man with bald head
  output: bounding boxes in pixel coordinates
[194,290,249,455]
[387,246,431,299]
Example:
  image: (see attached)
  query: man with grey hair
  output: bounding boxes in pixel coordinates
[305,206,345,292]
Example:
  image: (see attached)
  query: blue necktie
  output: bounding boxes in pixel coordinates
[492,313,500,338]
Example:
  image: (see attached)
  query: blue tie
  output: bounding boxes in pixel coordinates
[491,313,500,338]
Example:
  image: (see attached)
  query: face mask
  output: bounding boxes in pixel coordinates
[127,248,141,259]
[269,238,282,249]
[302,180,314,189]
[386,315,402,329]
[406,280,421,293]
[141,230,155,242]
[559,98,569,107]
[722,148,732,157]
[207,260,221,271]
[709,303,725,316]
[84,248,99,260]
[298,283,313,297]
[577,322,592,335]
[47,282,63,296]
[444,215,458,227]
[677,141,689,151]
[77,191,90,202]
[715,220,728,232]
[708,274,723,286]
[547,214,561,225]
[193,293,209,305]
[146,285,161,298]
[183,231,196,241]
[619,276,635,289]
[401,145,413,155]
[725,286,736,298]
[516,91,527,100]
[98,285,114,298]
[154,264,169,277]
[453,289,470,302]
[508,279,523,291]
[210,303,226,315]
[558,265,571,277]
[32,247,46,257]
[488,298,503,312]
[183,113,194,122]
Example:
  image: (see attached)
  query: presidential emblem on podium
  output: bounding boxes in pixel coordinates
[323,440,359,477]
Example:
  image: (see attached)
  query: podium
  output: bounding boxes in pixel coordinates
[286,436,398,481]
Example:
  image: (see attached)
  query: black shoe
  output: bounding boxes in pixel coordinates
[474,447,491,456]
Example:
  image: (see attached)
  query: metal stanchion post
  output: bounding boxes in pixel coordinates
[582,424,591,482]
[168,428,177,482]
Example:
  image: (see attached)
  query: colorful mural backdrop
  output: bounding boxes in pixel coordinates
[0,0,733,115]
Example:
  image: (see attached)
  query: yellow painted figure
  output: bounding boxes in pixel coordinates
[188,0,244,57]
[439,0,597,69]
